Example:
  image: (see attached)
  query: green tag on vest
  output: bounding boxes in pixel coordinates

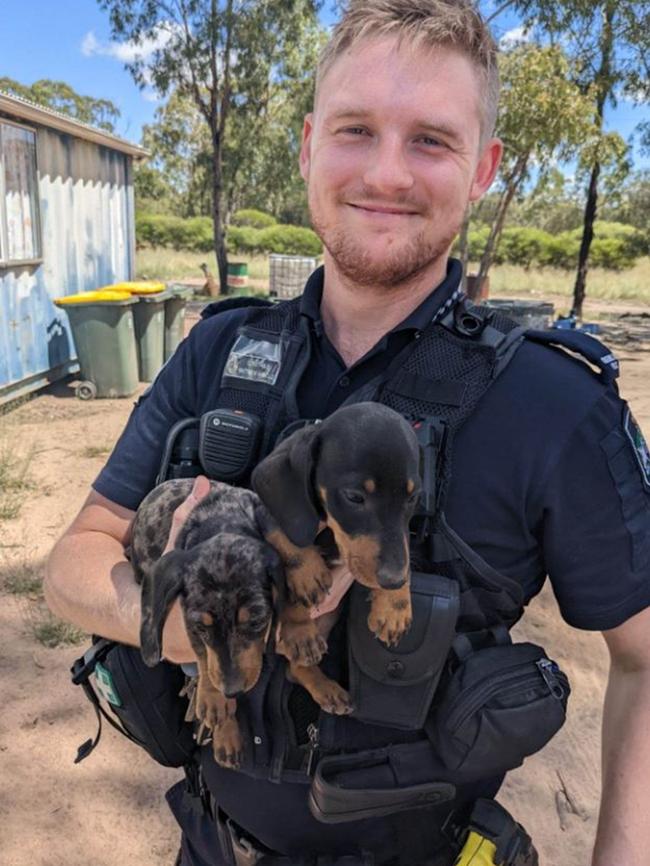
[94,661,122,707]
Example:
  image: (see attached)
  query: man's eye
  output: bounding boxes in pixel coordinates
[342,127,368,136]
[417,136,442,147]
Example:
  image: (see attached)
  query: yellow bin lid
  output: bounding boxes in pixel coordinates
[106,281,166,295]
[54,290,132,304]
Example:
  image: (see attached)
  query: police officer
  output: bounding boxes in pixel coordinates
[45,2,650,865]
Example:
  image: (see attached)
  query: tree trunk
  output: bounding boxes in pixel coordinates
[571,160,601,318]
[476,153,529,286]
[211,125,229,295]
[571,0,615,319]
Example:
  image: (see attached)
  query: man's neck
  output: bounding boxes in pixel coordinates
[319,255,449,367]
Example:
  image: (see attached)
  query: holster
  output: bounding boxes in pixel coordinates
[347,572,459,730]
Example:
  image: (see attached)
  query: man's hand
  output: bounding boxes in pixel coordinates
[163,474,212,553]
[309,563,355,619]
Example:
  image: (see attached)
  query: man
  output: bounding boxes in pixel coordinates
[45,2,650,865]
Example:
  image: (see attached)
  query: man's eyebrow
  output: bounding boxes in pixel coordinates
[326,108,464,144]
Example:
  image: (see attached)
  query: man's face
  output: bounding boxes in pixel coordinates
[300,37,502,288]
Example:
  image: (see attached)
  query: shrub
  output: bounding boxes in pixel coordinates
[258,224,323,256]
[497,227,551,270]
[589,237,637,270]
[226,226,263,254]
[231,208,278,229]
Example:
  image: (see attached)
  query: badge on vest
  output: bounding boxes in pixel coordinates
[224,334,283,386]
[624,407,650,490]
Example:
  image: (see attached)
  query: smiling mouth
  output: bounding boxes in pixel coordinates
[349,203,418,216]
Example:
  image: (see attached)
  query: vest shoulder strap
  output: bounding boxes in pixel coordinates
[525,328,619,385]
[200,296,274,320]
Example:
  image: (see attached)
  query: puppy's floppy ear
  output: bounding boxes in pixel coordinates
[139,549,186,667]
[252,424,321,547]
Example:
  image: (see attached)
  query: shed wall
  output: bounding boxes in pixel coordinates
[0,122,134,403]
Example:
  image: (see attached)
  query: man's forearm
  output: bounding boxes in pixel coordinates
[45,530,196,662]
[591,665,650,866]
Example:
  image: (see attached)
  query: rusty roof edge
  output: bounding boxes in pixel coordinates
[0,91,149,159]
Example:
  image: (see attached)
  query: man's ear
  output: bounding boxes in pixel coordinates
[299,113,314,183]
[252,424,321,548]
[469,137,503,202]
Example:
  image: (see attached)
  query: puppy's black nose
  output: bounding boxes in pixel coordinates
[223,685,244,699]
[377,570,406,589]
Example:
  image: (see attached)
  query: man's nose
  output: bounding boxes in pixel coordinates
[362,135,414,196]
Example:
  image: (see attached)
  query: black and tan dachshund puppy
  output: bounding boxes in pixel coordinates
[252,402,422,666]
[130,479,279,768]
[130,403,421,766]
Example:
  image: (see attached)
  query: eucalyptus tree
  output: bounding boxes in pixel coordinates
[99,0,323,293]
[505,0,649,315]
[473,43,599,286]
[0,77,120,131]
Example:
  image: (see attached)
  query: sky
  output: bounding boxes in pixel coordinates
[2,0,648,171]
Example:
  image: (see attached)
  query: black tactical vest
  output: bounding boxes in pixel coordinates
[185,290,617,808]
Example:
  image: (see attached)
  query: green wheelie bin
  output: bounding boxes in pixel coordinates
[129,290,172,382]
[54,291,139,400]
[164,284,195,362]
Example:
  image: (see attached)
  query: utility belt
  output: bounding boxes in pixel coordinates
[212,798,538,866]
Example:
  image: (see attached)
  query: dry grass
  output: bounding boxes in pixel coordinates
[81,444,112,459]
[136,248,273,284]
[2,557,43,596]
[31,614,86,648]
[479,257,650,305]
[137,248,650,305]
[0,439,35,520]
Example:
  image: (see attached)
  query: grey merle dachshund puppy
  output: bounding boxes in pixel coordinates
[130,402,422,768]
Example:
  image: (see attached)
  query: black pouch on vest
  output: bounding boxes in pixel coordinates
[348,573,459,730]
[426,637,570,779]
[71,638,196,768]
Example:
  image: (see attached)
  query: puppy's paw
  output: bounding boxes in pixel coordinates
[368,591,412,647]
[313,681,354,716]
[195,680,235,729]
[212,717,245,769]
[286,555,332,607]
[277,621,328,666]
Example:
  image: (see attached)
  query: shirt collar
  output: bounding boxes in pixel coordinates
[299,258,463,335]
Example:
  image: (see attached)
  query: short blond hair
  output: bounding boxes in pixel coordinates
[316,0,500,148]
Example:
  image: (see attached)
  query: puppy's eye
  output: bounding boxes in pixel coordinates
[342,489,365,505]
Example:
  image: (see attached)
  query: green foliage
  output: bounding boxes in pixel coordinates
[231,209,277,229]
[257,225,322,256]
[138,214,322,257]
[0,76,120,131]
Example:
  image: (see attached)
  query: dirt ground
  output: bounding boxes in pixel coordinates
[1,299,649,866]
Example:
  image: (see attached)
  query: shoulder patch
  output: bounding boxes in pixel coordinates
[624,407,650,490]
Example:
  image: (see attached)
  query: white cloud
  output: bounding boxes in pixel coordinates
[499,26,531,48]
[80,24,177,64]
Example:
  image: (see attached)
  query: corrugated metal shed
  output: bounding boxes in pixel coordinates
[0,93,146,405]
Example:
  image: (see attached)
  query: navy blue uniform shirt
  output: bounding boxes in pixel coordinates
[94,260,650,864]
[95,259,650,631]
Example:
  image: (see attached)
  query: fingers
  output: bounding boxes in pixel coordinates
[164,475,211,553]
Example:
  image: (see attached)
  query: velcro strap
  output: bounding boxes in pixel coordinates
[387,369,466,407]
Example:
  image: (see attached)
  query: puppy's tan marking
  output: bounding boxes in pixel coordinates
[364,478,376,493]
[407,479,415,495]
[288,663,354,715]
[237,607,251,624]
[235,638,266,691]
[325,512,382,589]
[367,584,412,647]
[266,528,332,606]
[213,713,244,769]
[201,612,214,626]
